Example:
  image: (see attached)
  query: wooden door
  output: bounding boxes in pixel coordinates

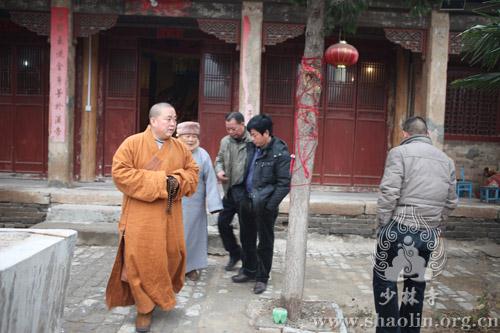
[314,57,388,186]
[261,54,297,149]
[99,37,138,176]
[198,43,235,160]
[0,42,49,174]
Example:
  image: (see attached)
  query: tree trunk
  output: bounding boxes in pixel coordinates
[281,0,324,321]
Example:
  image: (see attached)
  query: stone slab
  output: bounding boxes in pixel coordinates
[310,200,365,216]
[0,228,77,333]
[451,204,499,219]
[364,201,378,215]
[33,222,118,246]
[0,189,50,205]
[51,190,122,206]
[45,204,121,224]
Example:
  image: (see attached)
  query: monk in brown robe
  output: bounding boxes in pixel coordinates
[105,102,199,332]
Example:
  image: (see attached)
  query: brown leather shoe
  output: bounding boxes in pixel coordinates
[186,269,200,281]
[135,311,153,332]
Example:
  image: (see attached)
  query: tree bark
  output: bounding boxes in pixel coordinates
[281,0,324,321]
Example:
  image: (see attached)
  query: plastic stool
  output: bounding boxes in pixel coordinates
[456,181,473,198]
[456,167,473,199]
[480,186,499,203]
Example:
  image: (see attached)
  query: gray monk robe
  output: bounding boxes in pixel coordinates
[182,147,223,272]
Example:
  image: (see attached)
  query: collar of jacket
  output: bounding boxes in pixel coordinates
[230,128,252,144]
[258,136,278,156]
[400,134,432,146]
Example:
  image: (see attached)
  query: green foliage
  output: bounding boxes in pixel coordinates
[405,0,442,16]
[306,0,442,35]
[451,0,500,89]
[325,0,368,35]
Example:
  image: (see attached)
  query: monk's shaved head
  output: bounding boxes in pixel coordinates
[403,116,428,136]
[149,102,175,120]
[149,103,177,140]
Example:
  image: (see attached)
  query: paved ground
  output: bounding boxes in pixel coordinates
[61,234,500,333]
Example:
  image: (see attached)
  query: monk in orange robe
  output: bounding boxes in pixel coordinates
[105,103,199,332]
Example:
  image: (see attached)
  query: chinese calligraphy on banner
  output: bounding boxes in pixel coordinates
[49,7,69,142]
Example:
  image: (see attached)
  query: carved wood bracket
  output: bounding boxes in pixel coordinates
[9,11,117,37]
[10,11,50,36]
[263,23,304,46]
[197,19,240,44]
[197,19,304,49]
[384,28,427,56]
[385,28,464,56]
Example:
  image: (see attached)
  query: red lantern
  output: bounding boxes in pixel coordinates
[324,40,359,68]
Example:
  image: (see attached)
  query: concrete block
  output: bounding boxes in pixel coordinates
[208,225,228,255]
[364,201,378,215]
[45,204,121,224]
[451,204,499,219]
[51,190,122,206]
[310,200,364,216]
[279,197,290,214]
[0,228,77,333]
[33,222,118,246]
[0,189,50,205]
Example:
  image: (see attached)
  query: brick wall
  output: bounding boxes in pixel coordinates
[278,214,500,243]
[444,140,500,194]
[0,202,48,228]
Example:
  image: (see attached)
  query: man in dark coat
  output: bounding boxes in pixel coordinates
[231,114,291,294]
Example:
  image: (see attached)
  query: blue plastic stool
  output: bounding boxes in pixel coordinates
[480,186,499,203]
[456,167,473,199]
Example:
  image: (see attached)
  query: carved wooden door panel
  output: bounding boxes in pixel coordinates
[198,43,235,160]
[315,57,388,186]
[0,43,49,174]
[100,37,138,176]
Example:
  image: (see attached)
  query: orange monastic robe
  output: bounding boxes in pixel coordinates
[106,126,199,314]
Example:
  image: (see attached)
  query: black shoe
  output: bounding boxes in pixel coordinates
[224,254,241,271]
[253,282,267,294]
[231,271,255,283]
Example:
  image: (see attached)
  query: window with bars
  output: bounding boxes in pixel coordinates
[445,68,499,137]
[326,64,356,108]
[0,46,11,95]
[264,55,296,105]
[17,46,42,95]
[357,61,386,110]
[203,53,231,102]
[108,50,136,98]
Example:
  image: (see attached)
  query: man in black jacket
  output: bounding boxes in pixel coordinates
[231,114,291,294]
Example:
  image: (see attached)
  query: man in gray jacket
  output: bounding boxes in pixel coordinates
[373,116,458,333]
[215,112,252,271]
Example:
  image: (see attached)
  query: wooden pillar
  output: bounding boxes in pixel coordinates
[392,47,410,147]
[422,10,449,149]
[79,35,99,181]
[239,1,263,122]
[412,55,425,118]
[48,0,75,186]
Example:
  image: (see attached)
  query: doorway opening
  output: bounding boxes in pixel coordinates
[139,52,200,131]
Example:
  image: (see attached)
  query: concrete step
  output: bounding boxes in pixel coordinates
[32,222,235,252]
[33,222,119,246]
[45,204,121,224]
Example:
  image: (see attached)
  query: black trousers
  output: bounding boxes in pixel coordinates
[373,222,435,333]
[239,197,278,283]
[217,189,241,258]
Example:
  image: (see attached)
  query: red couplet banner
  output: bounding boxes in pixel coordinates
[49,7,69,142]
